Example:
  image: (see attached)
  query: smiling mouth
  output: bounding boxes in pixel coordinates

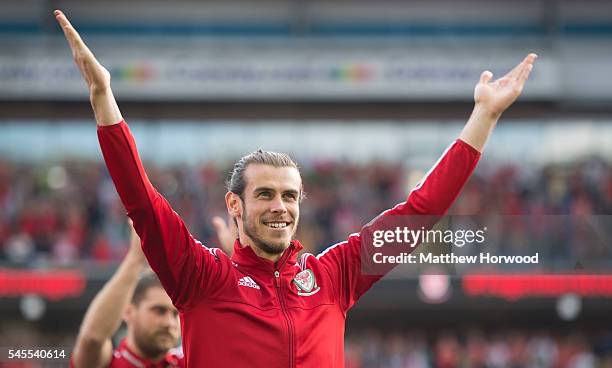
[264,221,291,229]
[156,332,174,339]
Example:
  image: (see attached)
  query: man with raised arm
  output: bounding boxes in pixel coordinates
[70,222,183,368]
[55,9,537,367]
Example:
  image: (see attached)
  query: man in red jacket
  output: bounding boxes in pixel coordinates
[71,222,184,368]
[55,9,537,367]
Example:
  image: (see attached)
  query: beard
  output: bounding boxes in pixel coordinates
[242,205,297,255]
[133,327,176,360]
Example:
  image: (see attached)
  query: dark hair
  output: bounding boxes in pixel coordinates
[131,271,163,305]
[226,149,303,201]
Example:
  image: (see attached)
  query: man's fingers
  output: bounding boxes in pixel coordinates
[526,53,538,63]
[518,62,534,84]
[479,70,493,84]
[505,61,523,79]
[511,53,538,80]
[53,10,70,28]
[516,53,537,84]
[54,10,85,51]
[504,53,531,79]
[63,27,83,51]
[54,10,75,38]
[55,8,101,82]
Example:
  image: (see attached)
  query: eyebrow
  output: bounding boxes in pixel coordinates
[150,304,175,311]
[253,187,299,195]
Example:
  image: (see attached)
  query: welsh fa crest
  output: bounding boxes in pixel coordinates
[293,269,320,296]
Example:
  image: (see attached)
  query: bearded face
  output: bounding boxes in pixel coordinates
[233,164,301,256]
[127,287,180,359]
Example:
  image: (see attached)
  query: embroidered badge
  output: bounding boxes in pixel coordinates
[293,269,320,296]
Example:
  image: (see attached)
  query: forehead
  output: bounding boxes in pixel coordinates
[140,286,175,309]
[243,164,301,192]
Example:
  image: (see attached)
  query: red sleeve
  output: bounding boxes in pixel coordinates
[317,139,481,312]
[97,121,222,311]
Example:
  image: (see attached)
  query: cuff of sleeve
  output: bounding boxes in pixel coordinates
[97,120,126,132]
[456,138,482,157]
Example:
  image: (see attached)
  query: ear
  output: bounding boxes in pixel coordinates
[225,192,243,219]
[123,303,134,324]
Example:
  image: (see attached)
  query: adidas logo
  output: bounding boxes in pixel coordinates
[238,276,260,290]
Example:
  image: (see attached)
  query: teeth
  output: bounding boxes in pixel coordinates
[267,222,287,229]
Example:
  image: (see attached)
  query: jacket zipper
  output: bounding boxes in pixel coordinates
[275,268,295,368]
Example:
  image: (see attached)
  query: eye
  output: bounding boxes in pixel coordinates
[258,191,272,199]
[283,193,297,201]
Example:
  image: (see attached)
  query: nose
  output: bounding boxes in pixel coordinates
[162,310,178,329]
[270,194,287,214]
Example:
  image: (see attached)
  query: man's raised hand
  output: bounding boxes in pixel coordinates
[127,219,148,266]
[54,9,122,125]
[458,53,538,151]
[212,216,238,256]
[474,53,538,117]
[54,10,110,95]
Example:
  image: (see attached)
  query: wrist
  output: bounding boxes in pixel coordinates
[472,103,503,121]
[89,84,112,98]
[122,253,146,271]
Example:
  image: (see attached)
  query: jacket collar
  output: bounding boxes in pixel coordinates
[118,338,179,367]
[231,238,303,274]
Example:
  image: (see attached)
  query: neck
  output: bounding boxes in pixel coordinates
[249,242,283,262]
[126,331,165,363]
[237,232,284,262]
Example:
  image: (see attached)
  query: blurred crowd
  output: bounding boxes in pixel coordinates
[0,156,610,267]
[2,324,612,368]
[345,329,612,368]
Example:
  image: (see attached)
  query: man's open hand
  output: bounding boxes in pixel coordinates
[212,216,237,256]
[54,10,111,95]
[54,9,122,125]
[474,53,538,117]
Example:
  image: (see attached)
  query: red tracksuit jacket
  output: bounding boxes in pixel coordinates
[98,121,480,367]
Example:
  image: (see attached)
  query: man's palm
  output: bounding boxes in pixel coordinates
[474,53,537,115]
[54,10,110,93]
